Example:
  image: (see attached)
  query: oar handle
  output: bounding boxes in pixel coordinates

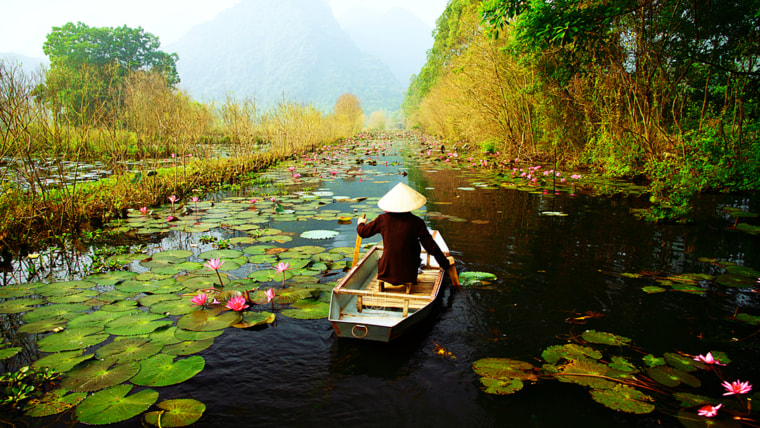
[351,214,366,267]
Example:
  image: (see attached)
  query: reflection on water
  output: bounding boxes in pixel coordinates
[3,139,760,427]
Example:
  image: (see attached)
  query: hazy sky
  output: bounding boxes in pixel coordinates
[1,0,449,58]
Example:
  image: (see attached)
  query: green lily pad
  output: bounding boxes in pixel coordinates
[641,286,667,294]
[247,254,279,264]
[18,317,67,334]
[25,388,87,417]
[0,347,22,359]
[646,366,701,388]
[95,337,163,363]
[173,329,224,341]
[479,377,524,395]
[147,326,183,345]
[48,289,99,303]
[581,330,631,346]
[37,327,109,352]
[198,249,243,260]
[281,300,329,319]
[75,384,158,425]
[233,311,276,328]
[472,358,537,381]
[152,250,193,260]
[177,308,242,331]
[23,303,92,322]
[68,309,138,328]
[144,399,206,427]
[715,274,757,288]
[735,313,760,325]
[149,298,196,316]
[86,271,138,286]
[100,300,139,312]
[664,352,699,372]
[458,271,497,287]
[0,298,45,314]
[131,354,205,387]
[32,350,94,372]
[106,313,172,336]
[556,359,617,389]
[589,384,655,414]
[163,338,214,355]
[62,360,140,392]
[542,344,602,364]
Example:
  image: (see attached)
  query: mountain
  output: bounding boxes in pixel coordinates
[336,7,433,86]
[169,0,404,113]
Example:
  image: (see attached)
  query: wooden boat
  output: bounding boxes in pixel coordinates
[329,230,455,342]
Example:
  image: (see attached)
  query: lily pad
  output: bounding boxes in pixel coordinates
[300,230,339,240]
[589,384,655,414]
[458,271,497,287]
[105,313,172,336]
[95,337,163,363]
[479,377,524,395]
[24,388,87,417]
[472,358,538,381]
[75,384,158,425]
[281,300,329,319]
[68,310,137,328]
[32,350,94,372]
[0,347,22,359]
[647,366,701,388]
[37,327,109,352]
[131,354,205,387]
[62,359,140,392]
[18,317,67,334]
[173,329,224,341]
[23,303,92,322]
[0,298,45,314]
[163,338,214,355]
[542,344,602,364]
[144,399,206,427]
[149,298,196,316]
[581,330,631,346]
[177,308,242,331]
[233,311,276,328]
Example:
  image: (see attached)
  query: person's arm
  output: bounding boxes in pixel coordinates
[356,215,382,238]
[418,227,451,270]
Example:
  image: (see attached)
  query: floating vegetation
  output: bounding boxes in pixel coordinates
[458,271,498,287]
[474,330,752,421]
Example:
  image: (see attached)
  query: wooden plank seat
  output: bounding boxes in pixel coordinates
[334,269,441,317]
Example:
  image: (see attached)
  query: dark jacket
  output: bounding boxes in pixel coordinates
[357,212,450,285]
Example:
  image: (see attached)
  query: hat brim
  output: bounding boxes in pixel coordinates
[377,183,427,212]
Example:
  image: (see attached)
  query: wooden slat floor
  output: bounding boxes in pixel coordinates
[360,269,441,310]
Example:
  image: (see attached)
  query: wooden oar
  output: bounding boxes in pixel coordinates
[449,264,460,287]
[351,214,366,268]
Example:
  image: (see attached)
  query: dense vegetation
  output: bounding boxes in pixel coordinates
[404,0,760,220]
[0,21,366,255]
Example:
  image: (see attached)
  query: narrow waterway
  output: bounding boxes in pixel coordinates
[2,133,759,427]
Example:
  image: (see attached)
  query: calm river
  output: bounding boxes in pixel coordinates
[3,134,760,427]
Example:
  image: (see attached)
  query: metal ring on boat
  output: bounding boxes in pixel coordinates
[352,324,368,338]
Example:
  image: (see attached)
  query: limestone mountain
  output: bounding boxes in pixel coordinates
[169,0,404,112]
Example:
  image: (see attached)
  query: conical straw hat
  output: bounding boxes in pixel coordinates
[377,182,427,213]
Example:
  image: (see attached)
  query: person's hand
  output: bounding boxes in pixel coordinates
[447,256,455,266]
[357,217,366,225]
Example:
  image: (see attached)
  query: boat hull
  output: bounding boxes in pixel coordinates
[328,231,449,342]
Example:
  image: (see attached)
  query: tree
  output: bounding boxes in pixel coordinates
[41,22,178,125]
[333,93,364,137]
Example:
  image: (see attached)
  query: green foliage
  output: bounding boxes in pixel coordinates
[1,366,60,410]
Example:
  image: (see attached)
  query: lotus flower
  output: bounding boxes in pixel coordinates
[722,379,752,395]
[226,295,249,312]
[288,166,295,172]
[204,257,225,288]
[168,194,178,212]
[697,404,721,417]
[192,196,199,210]
[693,352,726,366]
[265,288,275,303]
[191,293,209,306]
[139,206,148,215]
[293,173,301,179]
[273,261,290,287]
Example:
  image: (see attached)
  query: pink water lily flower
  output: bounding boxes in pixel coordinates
[697,404,721,417]
[204,257,224,271]
[274,261,290,273]
[226,295,249,312]
[273,261,291,287]
[693,352,726,366]
[722,379,752,395]
[265,287,275,303]
[191,293,209,306]
[293,173,301,179]
[168,195,178,203]
[288,166,295,172]
[139,206,148,215]
[204,257,225,288]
